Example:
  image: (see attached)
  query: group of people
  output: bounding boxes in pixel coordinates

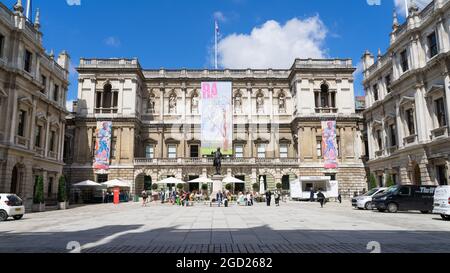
[142,189,205,207]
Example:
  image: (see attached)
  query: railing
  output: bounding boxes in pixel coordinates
[294,59,353,69]
[95,108,118,114]
[134,157,300,166]
[49,151,57,159]
[40,54,67,81]
[431,127,448,139]
[143,68,290,79]
[315,107,338,114]
[79,58,140,69]
[375,150,384,157]
[403,134,418,145]
[15,136,29,148]
[35,147,45,157]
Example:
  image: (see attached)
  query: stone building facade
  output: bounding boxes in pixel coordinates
[65,57,366,199]
[362,0,450,187]
[0,2,70,210]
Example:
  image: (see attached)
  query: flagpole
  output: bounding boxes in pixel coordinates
[215,21,218,70]
[405,0,409,17]
[26,0,31,21]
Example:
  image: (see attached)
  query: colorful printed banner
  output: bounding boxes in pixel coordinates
[322,121,338,169]
[93,121,112,170]
[201,82,233,155]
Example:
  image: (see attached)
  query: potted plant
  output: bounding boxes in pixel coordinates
[33,176,45,212]
[57,176,69,210]
[276,183,282,190]
[177,183,184,193]
[252,183,259,192]
[201,183,208,195]
[225,183,232,191]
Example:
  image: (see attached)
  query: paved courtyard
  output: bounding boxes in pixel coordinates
[1,201,450,253]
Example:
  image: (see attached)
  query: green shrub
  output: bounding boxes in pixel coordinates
[386,175,395,187]
[369,173,378,189]
[57,176,67,202]
[151,183,158,190]
[34,176,44,204]
[201,184,208,191]
[177,183,184,190]
[276,183,282,189]
[252,183,259,191]
[225,183,232,191]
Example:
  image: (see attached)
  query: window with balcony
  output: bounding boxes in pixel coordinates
[24,50,32,73]
[95,83,118,113]
[190,145,199,158]
[376,130,383,151]
[435,98,447,128]
[53,84,59,102]
[280,144,288,158]
[257,144,266,158]
[385,75,391,93]
[235,144,244,158]
[427,32,438,58]
[41,75,47,94]
[320,84,329,107]
[389,124,397,147]
[146,145,154,159]
[405,108,416,136]
[35,125,42,148]
[17,110,26,137]
[168,144,177,159]
[400,50,409,73]
[373,84,379,101]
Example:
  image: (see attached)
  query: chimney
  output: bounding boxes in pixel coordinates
[57,50,71,71]
[361,50,374,72]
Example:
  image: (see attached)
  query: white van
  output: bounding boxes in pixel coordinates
[0,194,25,221]
[433,186,450,221]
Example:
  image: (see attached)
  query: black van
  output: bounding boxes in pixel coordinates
[372,185,436,213]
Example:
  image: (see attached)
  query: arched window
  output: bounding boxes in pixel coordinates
[320,83,329,108]
[96,83,118,113]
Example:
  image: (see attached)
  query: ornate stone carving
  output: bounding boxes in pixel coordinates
[168,92,177,114]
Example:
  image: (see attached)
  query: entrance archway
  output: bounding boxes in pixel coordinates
[10,166,19,194]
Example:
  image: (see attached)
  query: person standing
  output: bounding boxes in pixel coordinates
[265,191,272,206]
[216,191,223,207]
[317,190,326,208]
[141,191,148,207]
[309,188,315,202]
[274,190,281,207]
[337,193,342,204]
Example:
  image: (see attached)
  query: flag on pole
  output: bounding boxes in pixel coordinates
[215,20,219,70]
[405,0,409,17]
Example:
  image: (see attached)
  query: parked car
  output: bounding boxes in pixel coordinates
[0,194,25,221]
[432,186,450,221]
[352,187,387,210]
[372,185,436,213]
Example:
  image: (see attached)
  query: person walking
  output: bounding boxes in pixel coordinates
[317,190,326,208]
[274,190,281,207]
[337,193,342,204]
[309,188,315,202]
[216,191,223,207]
[141,190,148,207]
[265,191,272,206]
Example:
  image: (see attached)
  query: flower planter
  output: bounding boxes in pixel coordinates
[58,202,69,210]
[32,203,45,212]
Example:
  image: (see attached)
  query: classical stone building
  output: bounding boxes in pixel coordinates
[0,1,70,210]
[65,57,366,199]
[362,0,450,186]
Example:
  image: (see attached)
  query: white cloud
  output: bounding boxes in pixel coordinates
[353,61,364,78]
[217,16,327,69]
[66,0,81,6]
[66,100,74,112]
[104,36,121,47]
[394,0,432,17]
[214,11,227,22]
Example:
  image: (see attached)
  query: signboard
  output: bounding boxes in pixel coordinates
[93,121,112,170]
[200,82,233,155]
[322,121,338,169]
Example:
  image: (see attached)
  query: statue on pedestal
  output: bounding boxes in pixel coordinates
[213,148,222,175]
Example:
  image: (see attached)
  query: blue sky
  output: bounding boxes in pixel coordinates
[4,0,432,103]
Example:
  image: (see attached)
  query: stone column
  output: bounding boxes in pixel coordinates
[415,86,428,142]
[9,92,18,144]
[44,119,50,157]
[395,101,405,148]
[339,127,345,161]
[269,87,274,119]
[29,98,37,150]
[160,88,165,120]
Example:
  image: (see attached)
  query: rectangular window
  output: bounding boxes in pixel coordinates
[190,145,199,158]
[168,144,177,159]
[405,109,416,135]
[17,110,26,137]
[376,130,383,151]
[314,92,320,108]
[0,34,4,58]
[146,145,154,159]
[96,92,102,108]
[279,144,288,158]
[235,144,244,158]
[113,92,118,108]
[24,50,32,73]
[389,124,397,147]
[331,93,336,108]
[435,98,447,127]
[316,140,322,158]
[111,137,117,158]
[373,84,379,101]
[97,174,108,183]
[428,32,438,58]
[35,125,42,148]
[48,177,53,198]
[53,85,59,102]
[49,131,56,152]
[437,165,448,186]
[385,75,391,93]
[41,75,47,94]
[400,50,409,73]
[257,144,266,158]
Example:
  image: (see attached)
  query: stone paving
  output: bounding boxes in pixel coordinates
[0,201,449,253]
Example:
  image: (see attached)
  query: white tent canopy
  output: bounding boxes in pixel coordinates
[73,180,104,187]
[155,177,186,185]
[188,177,214,184]
[222,176,245,184]
[102,179,131,188]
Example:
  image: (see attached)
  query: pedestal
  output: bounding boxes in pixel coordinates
[211,175,224,199]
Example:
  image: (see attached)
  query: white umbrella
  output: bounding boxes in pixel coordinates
[73,180,103,187]
[259,177,266,195]
[222,176,245,184]
[102,179,131,188]
[155,177,186,185]
[188,177,214,183]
